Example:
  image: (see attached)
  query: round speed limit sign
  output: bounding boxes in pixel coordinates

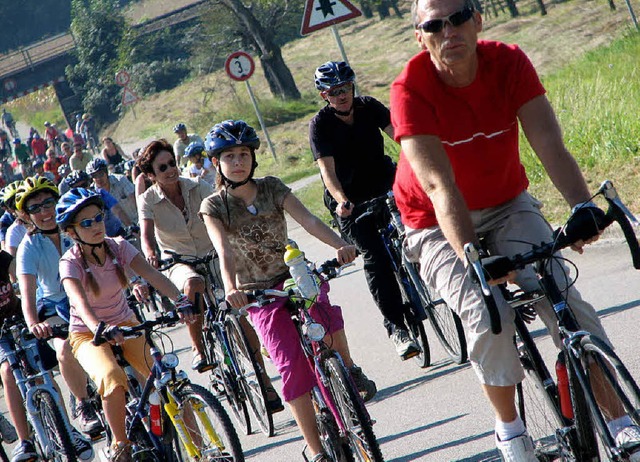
[225,52,255,82]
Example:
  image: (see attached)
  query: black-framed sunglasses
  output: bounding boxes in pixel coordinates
[157,159,177,173]
[74,211,105,229]
[25,197,57,215]
[417,6,474,34]
[326,83,353,97]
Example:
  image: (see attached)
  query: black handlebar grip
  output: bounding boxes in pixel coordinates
[606,205,640,270]
[92,321,107,346]
[483,290,503,335]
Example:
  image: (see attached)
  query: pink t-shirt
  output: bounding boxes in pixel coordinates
[390,41,545,229]
[60,237,138,333]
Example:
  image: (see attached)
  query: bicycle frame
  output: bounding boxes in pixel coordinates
[4,325,71,459]
[113,332,225,459]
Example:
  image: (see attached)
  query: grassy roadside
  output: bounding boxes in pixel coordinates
[7,0,640,225]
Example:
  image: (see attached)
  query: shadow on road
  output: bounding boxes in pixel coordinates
[373,360,470,401]
[244,435,303,457]
[384,428,497,461]
[525,297,640,341]
[599,298,640,319]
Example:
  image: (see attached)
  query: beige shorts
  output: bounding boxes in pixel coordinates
[164,259,223,293]
[404,191,609,386]
[69,319,152,398]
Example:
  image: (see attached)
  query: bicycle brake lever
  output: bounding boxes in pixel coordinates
[600,180,639,226]
[464,243,491,297]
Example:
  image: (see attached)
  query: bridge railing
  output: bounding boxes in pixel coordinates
[0,33,76,80]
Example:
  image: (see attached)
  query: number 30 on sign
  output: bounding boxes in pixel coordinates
[225,52,255,82]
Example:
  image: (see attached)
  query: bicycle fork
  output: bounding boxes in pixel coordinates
[163,389,226,458]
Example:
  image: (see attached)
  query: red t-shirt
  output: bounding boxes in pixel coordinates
[31,137,47,156]
[390,41,545,229]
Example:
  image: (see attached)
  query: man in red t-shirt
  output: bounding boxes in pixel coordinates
[31,133,47,158]
[391,0,636,459]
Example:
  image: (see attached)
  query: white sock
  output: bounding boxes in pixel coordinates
[608,415,634,438]
[495,415,526,441]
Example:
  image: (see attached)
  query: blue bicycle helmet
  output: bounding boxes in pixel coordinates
[173,123,187,133]
[12,138,20,144]
[65,170,91,189]
[314,61,355,91]
[205,120,260,159]
[56,188,104,229]
[86,158,108,176]
[184,141,205,158]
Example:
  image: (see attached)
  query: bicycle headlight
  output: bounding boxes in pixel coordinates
[304,322,326,342]
[161,353,179,369]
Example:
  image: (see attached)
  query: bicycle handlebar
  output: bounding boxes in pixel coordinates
[92,311,182,346]
[238,259,354,310]
[466,180,640,335]
[157,250,215,271]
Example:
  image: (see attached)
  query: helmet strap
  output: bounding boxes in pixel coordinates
[39,227,59,235]
[75,236,105,265]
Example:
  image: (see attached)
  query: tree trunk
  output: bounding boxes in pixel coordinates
[504,0,519,17]
[360,0,374,18]
[535,0,547,15]
[389,0,402,17]
[377,1,390,19]
[220,0,301,100]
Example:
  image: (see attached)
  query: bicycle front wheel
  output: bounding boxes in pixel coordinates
[578,335,640,460]
[35,390,76,461]
[172,383,244,462]
[324,355,384,462]
[409,262,467,364]
[225,315,274,437]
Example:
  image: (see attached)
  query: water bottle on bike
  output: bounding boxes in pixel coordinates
[283,244,319,300]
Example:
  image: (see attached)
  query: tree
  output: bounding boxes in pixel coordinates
[214,0,301,100]
[67,0,132,125]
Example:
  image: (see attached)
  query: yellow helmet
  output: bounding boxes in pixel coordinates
[2,180,22,207]
[14,177,59,212]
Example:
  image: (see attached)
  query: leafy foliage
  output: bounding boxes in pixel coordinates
[0,0,71,53]
[67,0,132,126]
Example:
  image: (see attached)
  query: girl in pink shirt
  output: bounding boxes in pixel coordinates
[57,187,194,461]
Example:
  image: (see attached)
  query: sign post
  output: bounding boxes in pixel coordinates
[115,70,140,118]
[301,0,362,94]
[225,52,277,162]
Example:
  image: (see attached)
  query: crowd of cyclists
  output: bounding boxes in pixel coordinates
[0,0,639,460]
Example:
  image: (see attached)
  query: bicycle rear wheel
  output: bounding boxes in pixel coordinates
[324,355,384,462]
[225,315,274,437]
[578,335,640,460]
[411,263,467,364]
[172,384,244,462]
[35,391,76,461]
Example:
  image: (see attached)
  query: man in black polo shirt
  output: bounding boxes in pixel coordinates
[309,61,419,360]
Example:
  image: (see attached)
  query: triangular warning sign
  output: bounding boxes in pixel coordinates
[121,86,140,106]
[301,0,362,35]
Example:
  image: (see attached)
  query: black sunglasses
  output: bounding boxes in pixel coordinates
[74,211,105,229]
[417,6,474,34]
[327,83,353,97]
[157,159,177,173]
[26,197,57,215]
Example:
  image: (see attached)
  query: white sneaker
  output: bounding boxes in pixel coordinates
[390,328,420,360]
[615,425,640,461]
[495,431,538,462]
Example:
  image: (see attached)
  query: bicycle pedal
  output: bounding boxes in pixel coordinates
[89,430,106,442]
[400,350,420,361]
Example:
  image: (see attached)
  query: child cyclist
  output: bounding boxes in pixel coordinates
[199,120,377,462]
[56,187,195,462]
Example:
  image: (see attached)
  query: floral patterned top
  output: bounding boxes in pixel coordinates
[199,176,291,290]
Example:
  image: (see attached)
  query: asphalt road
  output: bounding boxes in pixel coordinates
[2,212,640,461]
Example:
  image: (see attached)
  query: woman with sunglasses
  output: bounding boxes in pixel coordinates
[13,177,102,461]
[56,187,194,462]
[309,61,421,361]
[135,141,218,367]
